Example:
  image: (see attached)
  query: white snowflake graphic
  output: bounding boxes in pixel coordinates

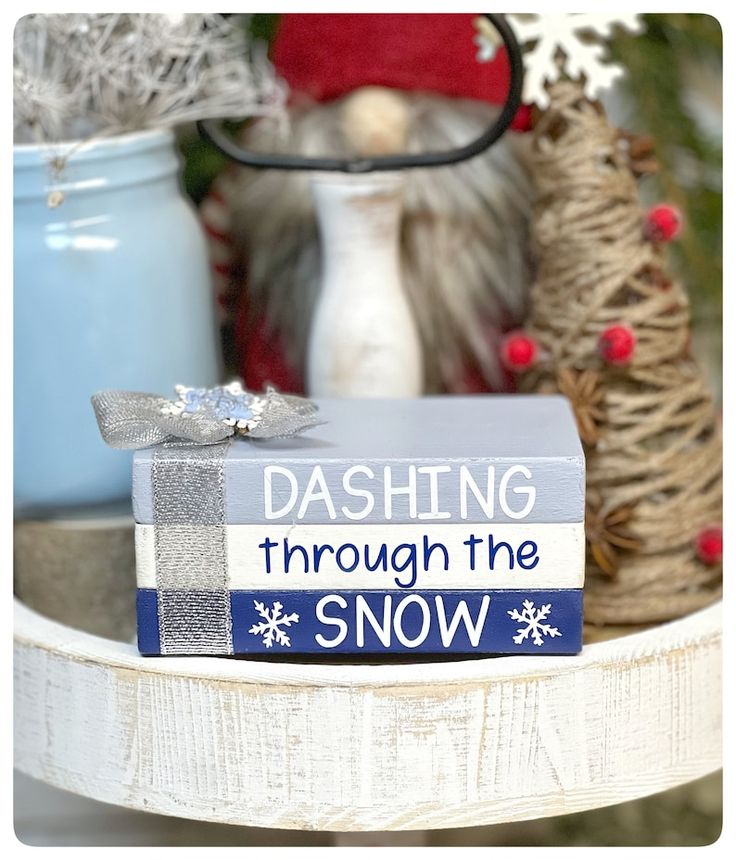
[475,14,643,109]
[248,600,299,648]
[507,599,563,647]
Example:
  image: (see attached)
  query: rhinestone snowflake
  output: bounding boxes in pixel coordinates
[162,381,265,433]
[507,599,563,647]
[248,600,300,648]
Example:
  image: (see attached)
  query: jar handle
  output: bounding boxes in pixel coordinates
[197,13,523,173]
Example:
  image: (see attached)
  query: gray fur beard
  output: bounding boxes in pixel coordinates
[226,93,534,393]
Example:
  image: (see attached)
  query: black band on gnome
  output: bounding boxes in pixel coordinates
[197,13,524,173]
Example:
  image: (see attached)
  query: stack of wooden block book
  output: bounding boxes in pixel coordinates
[133,396,585,656]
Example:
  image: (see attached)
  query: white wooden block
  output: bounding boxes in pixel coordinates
[135,522,585,591]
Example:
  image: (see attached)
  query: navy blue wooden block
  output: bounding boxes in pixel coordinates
[137,588,583,656]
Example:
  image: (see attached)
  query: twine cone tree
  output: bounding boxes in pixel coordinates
[511,78,722,625]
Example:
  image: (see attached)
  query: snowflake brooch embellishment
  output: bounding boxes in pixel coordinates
[248,600,299,648]
[163,381,266,434]
[508,600,562,647]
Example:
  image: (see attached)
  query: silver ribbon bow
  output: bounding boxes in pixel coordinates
[91,382,322,449]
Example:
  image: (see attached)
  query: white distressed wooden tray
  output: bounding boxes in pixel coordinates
[14,597,721,832]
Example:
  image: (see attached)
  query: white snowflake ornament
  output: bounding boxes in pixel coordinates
[476,14,643,109]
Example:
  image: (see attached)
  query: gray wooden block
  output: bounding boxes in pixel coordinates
[14,513,136,641]
[133,396,585,525]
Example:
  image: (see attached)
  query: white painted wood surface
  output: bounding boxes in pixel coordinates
[14,598,721,832]
[307,173,423,397]
[135,521,585,590]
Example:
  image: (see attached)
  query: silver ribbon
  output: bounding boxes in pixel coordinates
[153,442,233,655]
[91,387,321,449]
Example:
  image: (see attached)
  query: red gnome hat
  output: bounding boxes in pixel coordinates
[271,13,531,129]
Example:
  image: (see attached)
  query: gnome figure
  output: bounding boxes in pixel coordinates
[201,14,534,395]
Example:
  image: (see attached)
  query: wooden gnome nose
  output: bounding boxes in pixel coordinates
[340,87,410,156]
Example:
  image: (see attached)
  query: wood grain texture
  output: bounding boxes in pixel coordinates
[14,598,721,831]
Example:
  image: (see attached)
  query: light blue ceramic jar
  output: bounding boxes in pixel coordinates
[14,128,221,513]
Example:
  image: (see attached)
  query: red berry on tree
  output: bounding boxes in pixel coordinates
[695,525,723,564]
[514,104,534,132]
[500,331,538,372]
[644,204,683,243]
[598,324,636,366]
[695,525,722,565]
